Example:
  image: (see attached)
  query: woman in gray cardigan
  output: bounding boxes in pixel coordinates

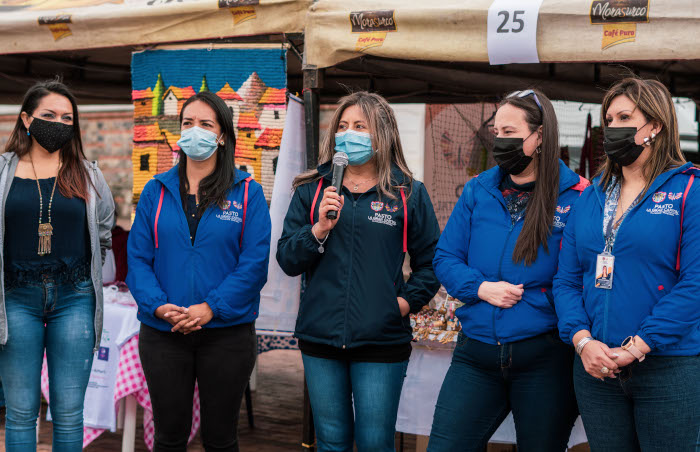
[0,80,114,452]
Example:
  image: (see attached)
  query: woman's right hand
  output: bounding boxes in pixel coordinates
[313,186,344,240]
[579,339,620,380]
[478,281,523,308]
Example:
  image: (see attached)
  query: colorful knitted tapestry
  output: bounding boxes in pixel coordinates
[130,46,287,208]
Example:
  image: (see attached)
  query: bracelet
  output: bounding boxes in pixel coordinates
[312,225,329,254]
[576,336,595,356]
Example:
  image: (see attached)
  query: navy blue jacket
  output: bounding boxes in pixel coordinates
[554,163,700,355]
[276,163,441,348]
[127,166,271,331]
[434,160,587,344]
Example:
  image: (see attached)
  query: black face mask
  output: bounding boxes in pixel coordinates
[28,117,74,153]
[492,137,534,175]
[603,126,645,167]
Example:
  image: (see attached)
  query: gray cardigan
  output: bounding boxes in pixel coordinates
[0,152,115,351]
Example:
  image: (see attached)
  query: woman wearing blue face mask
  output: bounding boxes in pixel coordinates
[277,91,441,452]
[127,91,271,452]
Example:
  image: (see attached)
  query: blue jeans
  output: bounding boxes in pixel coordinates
[301,353,408,452]
[574,354,700,452]
[428,331,578,452]
[0,279,96,452]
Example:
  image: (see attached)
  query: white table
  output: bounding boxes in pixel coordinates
[396,343,588,449]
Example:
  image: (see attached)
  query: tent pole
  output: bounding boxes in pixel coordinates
[301,67,323,452]
[303,68,323,170]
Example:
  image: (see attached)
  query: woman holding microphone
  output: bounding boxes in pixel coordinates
[429,89,585,452]
[277,91,440,452]
[554,77,700,451]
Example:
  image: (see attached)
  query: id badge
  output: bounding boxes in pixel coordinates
[595,252,615,290]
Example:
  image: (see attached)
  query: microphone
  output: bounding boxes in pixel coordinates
[327,152,348,220]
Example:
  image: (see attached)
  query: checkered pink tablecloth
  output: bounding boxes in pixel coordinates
[40,335,201,449]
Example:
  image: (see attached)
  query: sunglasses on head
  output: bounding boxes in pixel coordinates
[507,90,543,112]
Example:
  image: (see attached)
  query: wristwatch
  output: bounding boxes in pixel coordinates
[621,336,646,362]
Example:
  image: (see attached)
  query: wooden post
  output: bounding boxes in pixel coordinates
[301,379,315,452]
[303,68,323,170]
[300,67,323,452]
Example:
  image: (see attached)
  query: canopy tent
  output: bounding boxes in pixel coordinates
[0,0,310,54]
[302,0,700,103]
[2,0,700,105]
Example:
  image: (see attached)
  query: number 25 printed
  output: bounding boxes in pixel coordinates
[497,10,525,33]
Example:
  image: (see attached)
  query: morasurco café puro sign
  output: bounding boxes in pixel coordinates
[590,0,649,24]
[349,10,397,33]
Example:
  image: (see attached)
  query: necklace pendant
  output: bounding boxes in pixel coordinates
[318,245,325,254]
[37,223,53,256]
[353,185,359,191]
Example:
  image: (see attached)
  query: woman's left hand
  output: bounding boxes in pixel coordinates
[172,302,214,333]
[610,347,637,368]
[397,297,410,317]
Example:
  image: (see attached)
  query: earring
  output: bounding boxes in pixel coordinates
[536,146,542,154]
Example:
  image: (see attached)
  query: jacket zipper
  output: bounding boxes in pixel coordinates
[493,222,516,345]
[341,193,358,349]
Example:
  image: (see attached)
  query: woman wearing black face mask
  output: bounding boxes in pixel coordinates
[555,78,700,450]
[428,89,587,452]
[0,80,114,451]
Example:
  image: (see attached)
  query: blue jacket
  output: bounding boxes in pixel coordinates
[126,166,271,331]
[554,163,700,356]
[276,163,441,348]
[434,160,587,345]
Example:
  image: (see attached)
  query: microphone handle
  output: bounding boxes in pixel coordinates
[327,164,345,220]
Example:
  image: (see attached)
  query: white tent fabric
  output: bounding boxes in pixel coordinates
[0,0,310,54]
[257,94,305,334]
[303,0,700,69]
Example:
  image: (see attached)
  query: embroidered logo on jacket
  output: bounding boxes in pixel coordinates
[384,204,399,213]
[221,200,231,210]
[668,192,683,201]
[371,201,384,212]
[232,200,243,210]
[646,204,679,216]
[553,215,566,229]
[556,205,571,214]
[216,210,242,223]
[652,192,667,203]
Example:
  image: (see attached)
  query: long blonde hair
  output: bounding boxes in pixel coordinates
[598,77,686,193]
[293,91,413,200]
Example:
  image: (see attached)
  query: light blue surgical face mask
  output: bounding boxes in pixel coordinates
[177,126,222,162]
[334,129,374,166]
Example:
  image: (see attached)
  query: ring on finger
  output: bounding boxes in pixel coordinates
[601,366,609,374]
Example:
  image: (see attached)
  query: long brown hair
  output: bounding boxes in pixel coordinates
[598,77,686,193]
[293,91,413,200]
[500,89,560,265]
[3,80,91,200]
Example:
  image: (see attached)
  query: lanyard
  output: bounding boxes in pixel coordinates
[603,183,641,253]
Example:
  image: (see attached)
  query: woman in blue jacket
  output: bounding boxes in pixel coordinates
[127,91,271,452]
[554,77,700,451]
[277,91,440,452]
[429,89,585,452]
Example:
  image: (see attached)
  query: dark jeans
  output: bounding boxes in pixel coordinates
[301,353,408,452]
[0,279,96,452]
[139,322,257,452]
[574,354,700,452]
[428,331,578,452]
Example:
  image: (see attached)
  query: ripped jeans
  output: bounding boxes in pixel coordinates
[0,277,96,452]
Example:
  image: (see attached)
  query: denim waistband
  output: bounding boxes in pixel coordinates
[4,260,91,290]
